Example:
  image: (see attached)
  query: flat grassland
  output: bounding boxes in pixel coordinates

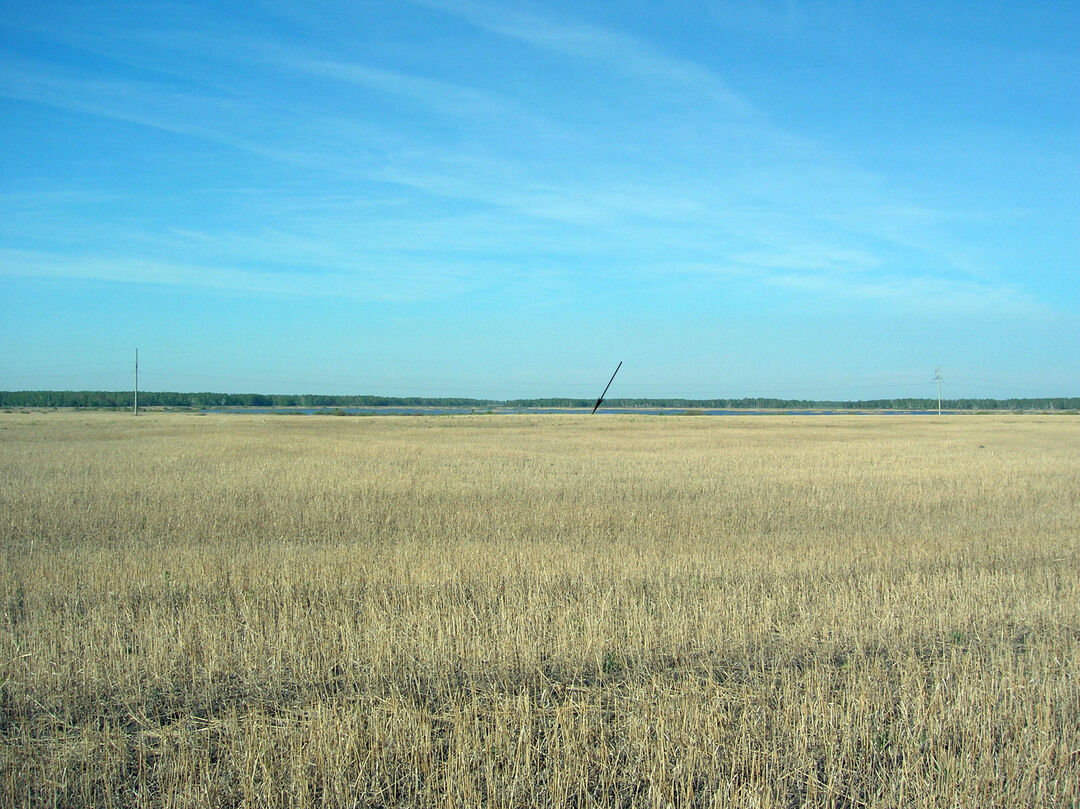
[1,412,1078,807]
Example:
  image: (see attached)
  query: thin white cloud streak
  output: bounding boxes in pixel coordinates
[377,3,1019,288]
[0,2,1047,319]
[289,57,560,138]
[732,247,883,274]
[1,237,1044,319]
[0,58,734,250]
[0,40,876,232]
[274,49,757,228]
[411,0,758,117]
[0,248,474,302]
[0,61,307,163]
[763,269,1047,318]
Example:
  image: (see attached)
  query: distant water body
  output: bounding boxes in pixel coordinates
[201,407,950,416]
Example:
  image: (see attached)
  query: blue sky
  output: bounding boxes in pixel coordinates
[1,1,1077,399]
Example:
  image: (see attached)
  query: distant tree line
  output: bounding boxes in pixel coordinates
[0,391,495,408]
[2,391,1078,411]
[598,397,1080,411]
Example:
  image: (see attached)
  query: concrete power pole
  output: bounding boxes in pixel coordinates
[134,348,139,416]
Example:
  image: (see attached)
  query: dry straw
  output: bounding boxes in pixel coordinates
[1,412,1078,807]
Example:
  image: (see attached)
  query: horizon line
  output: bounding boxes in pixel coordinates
[3,390,1078,406]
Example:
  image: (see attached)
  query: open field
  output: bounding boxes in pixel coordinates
[2,412,1078,807]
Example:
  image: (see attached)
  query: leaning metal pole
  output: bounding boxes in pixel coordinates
[592,361,622,414]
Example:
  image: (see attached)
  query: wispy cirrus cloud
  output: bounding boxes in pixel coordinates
[0,0,1055,326]
[0,58,303,161]
[732,247,883,274]
[288,58,534,129]
[0,247,475,302]
[411,0,757,116]
[764,269,1046,317]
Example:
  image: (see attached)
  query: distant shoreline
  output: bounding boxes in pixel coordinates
[2,390,1079,413]
[4,404,1078,417]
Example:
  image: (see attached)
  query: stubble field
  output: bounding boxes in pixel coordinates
[1,411,1078,807]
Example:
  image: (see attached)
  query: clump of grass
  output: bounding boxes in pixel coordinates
[1,412,1078,807]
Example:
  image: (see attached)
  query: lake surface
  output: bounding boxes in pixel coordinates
[201,406,951,416]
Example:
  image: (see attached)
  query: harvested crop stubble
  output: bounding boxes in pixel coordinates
[1,412,1078,807]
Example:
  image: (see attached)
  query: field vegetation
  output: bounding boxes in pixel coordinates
[1,412,1078,807]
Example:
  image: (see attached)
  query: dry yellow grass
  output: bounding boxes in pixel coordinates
[1,411,1078,807]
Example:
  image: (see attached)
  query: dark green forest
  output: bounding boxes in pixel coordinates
[2,391,1077,411]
